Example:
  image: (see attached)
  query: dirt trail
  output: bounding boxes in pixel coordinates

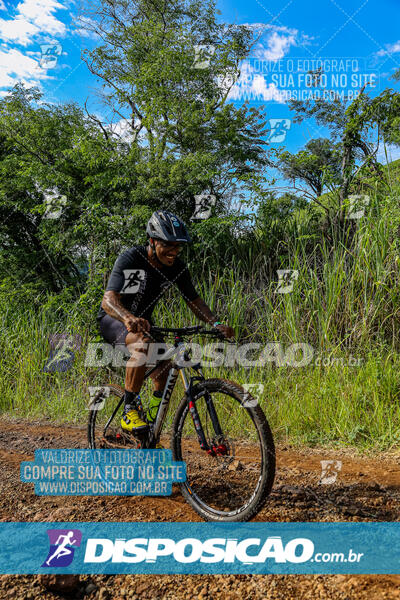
[0,416,399,599]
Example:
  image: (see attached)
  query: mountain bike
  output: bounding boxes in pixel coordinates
[87,325,276,522]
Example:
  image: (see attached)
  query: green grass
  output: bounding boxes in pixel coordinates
[0,181,399,450]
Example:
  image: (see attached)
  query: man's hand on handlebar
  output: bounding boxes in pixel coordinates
[123,315,151,334]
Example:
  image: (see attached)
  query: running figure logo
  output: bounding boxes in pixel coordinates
[276,269,298,294]
[191,194,216,220]
[268,119,291,143]
[39,43,62,69]
[122,269,145,294]
[42,529,82,567]
[43,334,82,373]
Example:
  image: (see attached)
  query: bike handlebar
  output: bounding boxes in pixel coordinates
[149,325,232,341]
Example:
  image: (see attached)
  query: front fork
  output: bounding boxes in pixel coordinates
[181,369,227,456]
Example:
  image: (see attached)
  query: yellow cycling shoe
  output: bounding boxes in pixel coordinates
[121,409,149,433]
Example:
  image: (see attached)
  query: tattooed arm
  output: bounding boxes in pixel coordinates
[101,291,150,333]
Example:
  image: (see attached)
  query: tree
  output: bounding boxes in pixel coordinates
[0,85,148,291]
[288,85,400,220]
[278,138,341,202]
[78,0,272,220]
[0,1,278,293]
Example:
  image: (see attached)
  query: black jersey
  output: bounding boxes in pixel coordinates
[97,245,199,321]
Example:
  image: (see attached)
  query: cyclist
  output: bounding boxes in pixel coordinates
[97,210,234,434]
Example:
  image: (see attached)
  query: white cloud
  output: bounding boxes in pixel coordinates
[230,23,299,60]
[258,31,296,61]
[376,40,400,57]
[239,23,297,36]
[112,118,134,140]
[222,24,299,105]
[0,0,66,46]
[0,46,51,89]
[0,0,67,94]
[0,16,38,45]
[0,0,6,11]
[18,0,66,34]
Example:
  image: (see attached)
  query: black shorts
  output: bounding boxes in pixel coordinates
[98,315,164,347]
[98,315,129,346]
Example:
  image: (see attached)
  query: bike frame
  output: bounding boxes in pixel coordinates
[142,337,223,453]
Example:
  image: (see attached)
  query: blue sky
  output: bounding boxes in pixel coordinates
[1,0,400,167]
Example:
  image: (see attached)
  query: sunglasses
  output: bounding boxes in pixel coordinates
[156,240,183,253]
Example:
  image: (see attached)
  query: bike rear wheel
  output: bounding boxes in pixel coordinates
[171,378,275,522]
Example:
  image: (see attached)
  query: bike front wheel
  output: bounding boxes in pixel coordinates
[171,378,275,522]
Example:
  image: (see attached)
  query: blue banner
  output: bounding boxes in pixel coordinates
[0,522,400,574]
[20,449,185,496]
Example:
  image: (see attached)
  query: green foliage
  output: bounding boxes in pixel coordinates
[287,87,400,215]
[80,0,271,221]
[1,170,399,450]
[0,0,272,291]
[1,0,400,450]
[278,138,342,198]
